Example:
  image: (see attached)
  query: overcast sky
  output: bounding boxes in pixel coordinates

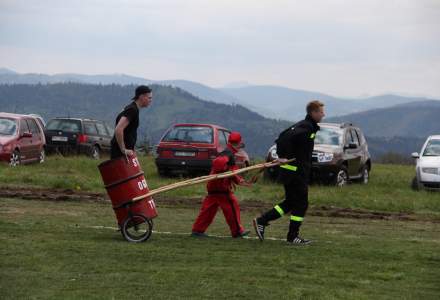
[1,0,439,98]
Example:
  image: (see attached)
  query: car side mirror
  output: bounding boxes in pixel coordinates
[21,132,33,138]
[411,152,420,159]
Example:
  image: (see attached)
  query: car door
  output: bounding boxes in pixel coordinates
[218,130,228,152]
[26,118,43,160]
[83,121,99,146]
[354,129,367,166]
[106,124,114,138]
[95,121,111,151]
[343,129,358,177]
[18,119,32,161]
[345,129,362,177]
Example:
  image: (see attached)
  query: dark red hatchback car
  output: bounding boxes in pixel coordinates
[154,123,250,176]
[0,112,46,166]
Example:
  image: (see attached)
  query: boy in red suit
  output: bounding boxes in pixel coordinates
[191,132,254,238]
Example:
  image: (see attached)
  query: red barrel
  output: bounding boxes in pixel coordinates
[98,154,158,226]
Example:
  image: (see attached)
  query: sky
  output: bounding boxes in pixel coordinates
[0,0,439,98]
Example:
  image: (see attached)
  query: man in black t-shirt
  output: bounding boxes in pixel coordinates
[110,85,153,159]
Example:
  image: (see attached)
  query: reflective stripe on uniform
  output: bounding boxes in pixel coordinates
[280,164,298,171]
[310,133,316,139]
[290,215,304,222]
[274,205,284,216]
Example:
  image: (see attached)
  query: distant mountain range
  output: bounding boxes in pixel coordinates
[157,80,238,105]
[0,82,288,156]
[0,68,238,105]
[220,86,440,121]
[0,68,150,85]
[326,101,440,138]
[1,68,438,121]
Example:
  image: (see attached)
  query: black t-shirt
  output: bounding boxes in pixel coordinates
[110,101,139,158]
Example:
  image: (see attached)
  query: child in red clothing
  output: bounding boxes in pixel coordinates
[191,132,255,238]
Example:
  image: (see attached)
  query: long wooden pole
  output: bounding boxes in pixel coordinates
[132,158,295,202]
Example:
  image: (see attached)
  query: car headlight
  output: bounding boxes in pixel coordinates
[317,152,334,163]
[421,167,439,175]
[270,148,279,159]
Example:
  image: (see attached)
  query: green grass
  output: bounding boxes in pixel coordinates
[1,198,439,299]
[1,155,439,214]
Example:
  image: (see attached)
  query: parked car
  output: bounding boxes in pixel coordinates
[265,123,371,186]
[411,135,440,191]
[0,112,46,166]
[44,118,114,159]
[154,123,250,176]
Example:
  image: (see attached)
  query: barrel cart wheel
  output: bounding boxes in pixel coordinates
[121,214,153,243]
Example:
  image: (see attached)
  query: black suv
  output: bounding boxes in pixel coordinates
[265,123,371,186]
[44,118,114,159]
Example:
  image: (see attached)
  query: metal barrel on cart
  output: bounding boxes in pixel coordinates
[98,154,158,242]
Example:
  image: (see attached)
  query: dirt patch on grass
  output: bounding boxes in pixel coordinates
[1,186,438,223]
[0,186,106,203]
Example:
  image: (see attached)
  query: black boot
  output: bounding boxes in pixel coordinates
[286,220,300,241]
[286,221,311,245]
[253,218,266,241]
[253,207,282,242]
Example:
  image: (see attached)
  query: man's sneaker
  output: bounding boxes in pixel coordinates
[234,230,250,238]
[191,231,209,238]
[287,236,311,246]
[253,218,265,241]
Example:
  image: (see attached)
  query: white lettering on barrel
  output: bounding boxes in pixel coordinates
[137,179,148,191]
[132,158,139,167]
[148,200,156,210]
[137,181,144,190]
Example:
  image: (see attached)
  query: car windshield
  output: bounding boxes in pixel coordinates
[46,119,81,133]
[163,126,213,143]
[423,139,440,156]
[0,118,17,136]
[315,127,343,146]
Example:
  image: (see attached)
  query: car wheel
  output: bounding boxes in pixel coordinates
[335,166,349,187]
[360,166,369,184]
[411,176,420,191]
[10,150,21,167]
[39,149,46,163]
[91,146,100,160]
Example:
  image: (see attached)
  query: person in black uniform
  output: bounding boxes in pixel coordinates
[110,85,153,159]
[253,100,325,245]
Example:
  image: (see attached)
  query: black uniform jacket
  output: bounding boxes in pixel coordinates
[279,114,320,183]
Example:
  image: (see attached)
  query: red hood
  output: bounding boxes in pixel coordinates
[0,135,15,145]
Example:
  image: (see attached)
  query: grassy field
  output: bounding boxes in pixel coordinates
[1,197,440,299]
[1,155,440,299]
[0,154,439,214]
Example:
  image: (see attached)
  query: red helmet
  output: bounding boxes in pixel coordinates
[228,131,242,144]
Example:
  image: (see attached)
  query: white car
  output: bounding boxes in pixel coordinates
[411,135,440,190]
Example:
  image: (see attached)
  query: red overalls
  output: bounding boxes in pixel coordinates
[192,148,246,237]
